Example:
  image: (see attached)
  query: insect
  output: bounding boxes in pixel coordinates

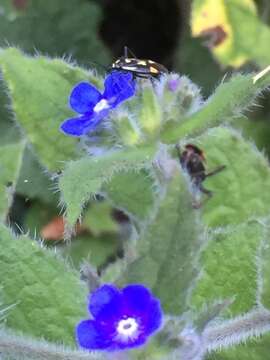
[111,46,168,79]
[176,144,225,206]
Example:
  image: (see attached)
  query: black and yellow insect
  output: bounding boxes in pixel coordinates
[111,47,168,79]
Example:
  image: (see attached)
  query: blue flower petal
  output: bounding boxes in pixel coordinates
[122,285,152,315]
[76,284,163,352]
[69,82,102,114]
[122,285,163,336]
[103,71,136,108]
[60,114,99,137]
[76,320,111,350]
[89,284,122,321]
[144,298,163,335]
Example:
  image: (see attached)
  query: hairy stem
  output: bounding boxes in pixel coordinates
[0,329,103,360]
[203,308,270,352]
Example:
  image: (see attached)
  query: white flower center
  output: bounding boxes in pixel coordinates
[116,317,139,340]
[93,99,110,113]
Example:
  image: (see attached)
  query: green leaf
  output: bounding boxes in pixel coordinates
[0,224,87,345]
[23,201,59,238]
[0,287,11,323]
[0,119,21,146]
[233,117,270,156]
[0,84,21,146]
[83,201,118,237]
[174,32,222,97]
[191,0,270,68]
[0,47,102,171]
[112,110,142,146]
[161,69,270,144]
[0,0,110,67]
[61,234,120,269]
[101,258,127,284]
[16,148,58,204]
[129,338,169,360]
[59,146,156,228]
[104,169,155,222]
[197,127,270,227]
[138,84,162,137]
[258,219,270,310]
[191,220,263,316]
[0,86,33,219]
[118,169,202,314]
[0,141,26,222]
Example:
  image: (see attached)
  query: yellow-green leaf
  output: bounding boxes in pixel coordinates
[191,0,270,67]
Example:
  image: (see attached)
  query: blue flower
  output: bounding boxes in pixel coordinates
[76,284,163,351]
[60,71,136,137]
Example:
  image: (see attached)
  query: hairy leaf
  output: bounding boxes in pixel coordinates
[24,201,59,238]
[197,127,270,227]
[0,141,26,222]
[61,234,120,269]
[0,47,102,171]
[0,224,87,345]
[0,0,110,66]
[59,146,156,227]
[118,169,202,314]
[16,148,57,204]
[104,170,156,222]
[83,201,118,237]
[161,68,270,143]
[191,221,262,315]
[138,84,162,137]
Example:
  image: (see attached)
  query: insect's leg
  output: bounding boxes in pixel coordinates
[131,73,150,79]
[133,73,158,85]
[192,165,225,208]
[193,166,225,209]
[205,165,226,178]
[199,184,213,197]
[192,184,213,209]
[150,76,157,86]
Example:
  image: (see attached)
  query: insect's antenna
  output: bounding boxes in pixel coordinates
[124,46,137,59]
[124,46,128,58]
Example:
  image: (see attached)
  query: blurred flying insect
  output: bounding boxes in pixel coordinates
[176,143,226,207]
[111,46,168,79]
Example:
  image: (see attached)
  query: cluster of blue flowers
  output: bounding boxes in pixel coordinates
[60,71,136,136]
[76,284,163,351]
